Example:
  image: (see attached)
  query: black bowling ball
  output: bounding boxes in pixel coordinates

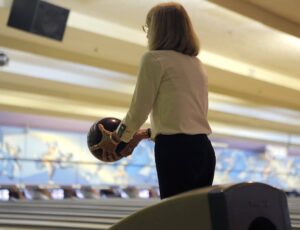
[87,117,121,162]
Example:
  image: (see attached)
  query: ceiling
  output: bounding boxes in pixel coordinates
[0,0,300,153]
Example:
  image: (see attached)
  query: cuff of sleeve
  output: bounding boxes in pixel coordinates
[116,123,135,143]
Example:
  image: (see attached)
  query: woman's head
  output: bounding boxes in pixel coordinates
[145,2,199,56]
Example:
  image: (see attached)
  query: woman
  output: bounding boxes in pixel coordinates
[113,2,216,199]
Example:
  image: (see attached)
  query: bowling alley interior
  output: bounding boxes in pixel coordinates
[0,0,299,229]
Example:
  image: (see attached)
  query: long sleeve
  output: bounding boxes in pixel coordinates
[116,52,162,142]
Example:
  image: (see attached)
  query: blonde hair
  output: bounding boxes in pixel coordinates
[146,2,200,56]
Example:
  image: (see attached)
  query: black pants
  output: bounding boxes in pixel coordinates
[155,134,216,199]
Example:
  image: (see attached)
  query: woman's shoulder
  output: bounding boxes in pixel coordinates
[141,50,200,68]
[141,51,164,63]
[144,50,198,59]
[142,50,184,63]
[144,50,176,56]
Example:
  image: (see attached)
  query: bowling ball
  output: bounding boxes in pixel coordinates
[87,117,122,162]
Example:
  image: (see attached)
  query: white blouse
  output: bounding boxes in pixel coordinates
[116,50,212,142]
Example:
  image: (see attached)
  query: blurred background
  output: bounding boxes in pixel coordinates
[0,0,300,200]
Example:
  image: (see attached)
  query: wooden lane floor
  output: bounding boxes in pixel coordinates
[0,199,159,229]
[289,197,300,230]
[0,197,299,229]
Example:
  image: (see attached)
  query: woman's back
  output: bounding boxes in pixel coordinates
[146,50,211,136]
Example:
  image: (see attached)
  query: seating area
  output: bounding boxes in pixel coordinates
[0,184,299,230]
[0,184,160,201]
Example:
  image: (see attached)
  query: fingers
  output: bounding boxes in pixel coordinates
[119,141,136,157]
[97,123,105,132]
[134,132,149,141]
[95,126,150,162]
[102,150,121,162]
[135,128,151,139]
[98,124,112,136]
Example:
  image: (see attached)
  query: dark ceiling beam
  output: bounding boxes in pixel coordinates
[208,0,300,38]
[209,110,300,135]
[0,33,139,76]
[0,71,131,107]
[207,65,300,111]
